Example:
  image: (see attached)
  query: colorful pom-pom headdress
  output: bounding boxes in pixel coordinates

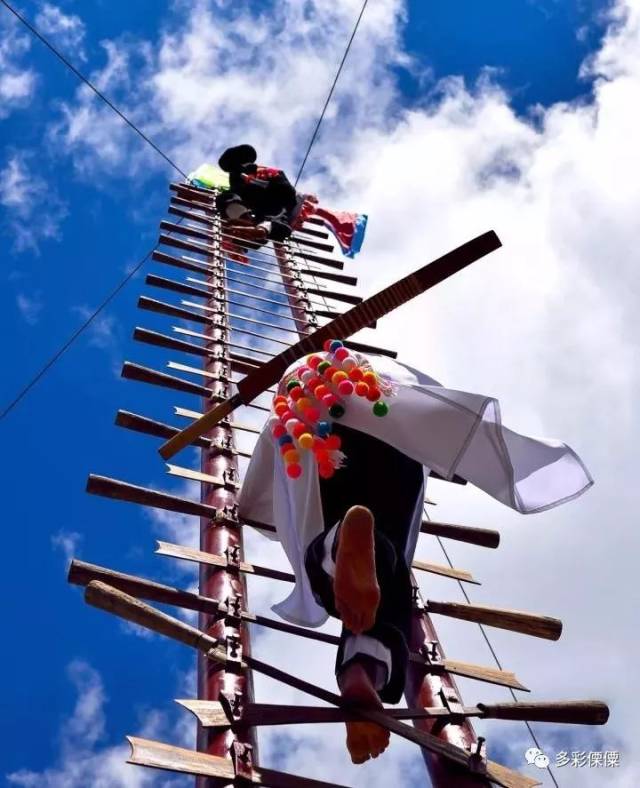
[269,340,393,480]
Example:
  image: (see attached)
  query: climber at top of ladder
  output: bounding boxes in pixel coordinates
[187,144,368,261]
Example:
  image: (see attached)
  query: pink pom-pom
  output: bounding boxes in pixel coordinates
[338,380,354,396]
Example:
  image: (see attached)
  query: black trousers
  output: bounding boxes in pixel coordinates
[304,423,424,703]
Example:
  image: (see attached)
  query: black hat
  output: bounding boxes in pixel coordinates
[218,144,257,173]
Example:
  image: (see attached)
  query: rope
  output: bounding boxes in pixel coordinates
[294,0,369,186]
[0,0,187,178]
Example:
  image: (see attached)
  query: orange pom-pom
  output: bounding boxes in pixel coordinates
[355,382,369,397]
[274,402,288,416]
[297,397,312,410]
[315,384,330,399]
[283,449,300,464]
[298,433,314,449]
[349,367,364,382]
[363,371,377,385]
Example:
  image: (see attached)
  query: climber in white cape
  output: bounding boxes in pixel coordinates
[238,349,592,764]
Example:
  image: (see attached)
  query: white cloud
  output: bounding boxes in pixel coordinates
[31,0,640,784]
[16,292,43,325]
[0,151,67,252]
[51,529,83,566]
[6,660,193,788]
[0,14,36,118]
[35,3,86,60]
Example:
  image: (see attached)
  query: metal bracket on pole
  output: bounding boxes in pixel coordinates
[226,634,243,665]
[220,690,245,724]
[468,736,488,776]
[230,741,254,782]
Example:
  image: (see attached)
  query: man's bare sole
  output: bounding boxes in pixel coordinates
[339,662,390,763]
[334,506,380,634]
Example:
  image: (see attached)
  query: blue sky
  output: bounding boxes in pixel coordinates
[2,0,633,785]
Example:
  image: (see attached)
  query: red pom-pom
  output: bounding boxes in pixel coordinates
[323,365,338,379]
[306,407,320,422]
[314,448,330,464]
[292,422,307,438]
[366,386,381,402]
[272,424,286,439]
[286,463,302,479]
[280,443,294,456]
[355,382,370,397]
[334,347,349,362]
[289,387,304,401]
[318,462,334,479]
[280,409,295,423]
[349,367,364,382]
[323,339,333,352]
[274,395,288,406]
[315,384,330,399]
[274,402,288,416]
[322,393,338,407]
[337,380,354,396]
[312,436,326,450]
[308,356,321,369]
[325,435,342,451]
[307,376,322,391]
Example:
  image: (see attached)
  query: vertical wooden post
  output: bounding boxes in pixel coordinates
[405,590,490,786]
[196,205,258,786]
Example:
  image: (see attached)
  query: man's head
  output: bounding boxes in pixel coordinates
[218,144,257,174]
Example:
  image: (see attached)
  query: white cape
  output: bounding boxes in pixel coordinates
[238,355,593,627]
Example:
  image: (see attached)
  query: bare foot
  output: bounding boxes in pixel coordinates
[334,506,380,634]
[339,661,390,764]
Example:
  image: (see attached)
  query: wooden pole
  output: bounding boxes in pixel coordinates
[196,195,258,786]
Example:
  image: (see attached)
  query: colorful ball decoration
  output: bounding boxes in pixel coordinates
[332,371,348,385]
[317,420,331,437]
[276,341,391,481]
[373,401,389,417]
[366,386,381,402]
[298,433,314,449]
